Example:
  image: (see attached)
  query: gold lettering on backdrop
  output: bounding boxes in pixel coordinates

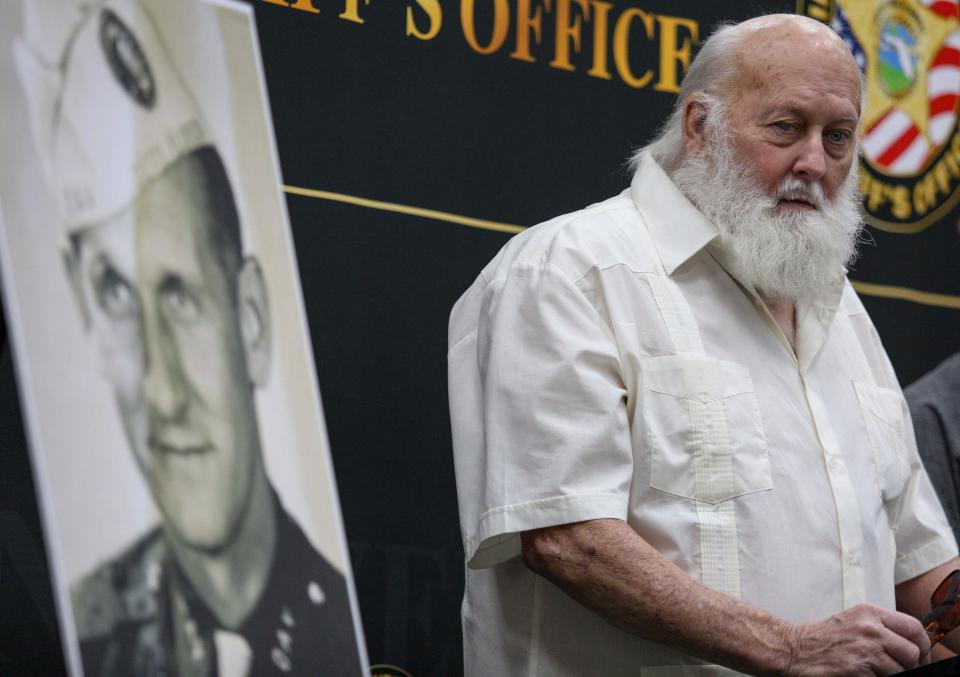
[550,0,589,71]
[262,0,320,13]
[805,0,831,23]
[407,0,442,40]
[913,172,934,216]
[857,131,960,221]
[587,0,613,80]
[261,0,699,95]
[461,0,511,55]
[613,7,654,88]
[511,0,550,63]
[890,184,911,221]
[339,0,370,23]
[654,14,697,93]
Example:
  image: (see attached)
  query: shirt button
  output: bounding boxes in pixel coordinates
[846,551,858,566]
[828,456,840,471]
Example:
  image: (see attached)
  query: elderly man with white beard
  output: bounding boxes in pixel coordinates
[448,13,960,677]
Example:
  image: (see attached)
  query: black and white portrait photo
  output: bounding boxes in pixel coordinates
[0,1,368,674]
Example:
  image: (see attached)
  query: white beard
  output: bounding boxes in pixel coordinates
[670,120,863,302]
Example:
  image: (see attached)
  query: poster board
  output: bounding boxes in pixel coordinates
[0,0,368,674]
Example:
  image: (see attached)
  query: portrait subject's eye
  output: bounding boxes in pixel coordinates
[97,266,138,319]
[159,277,201,323]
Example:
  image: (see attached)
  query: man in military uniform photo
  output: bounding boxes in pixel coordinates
[12,1,362,674]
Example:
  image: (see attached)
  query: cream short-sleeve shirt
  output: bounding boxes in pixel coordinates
[448,153,957,676]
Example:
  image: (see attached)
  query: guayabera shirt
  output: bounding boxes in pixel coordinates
[448,153,957,676]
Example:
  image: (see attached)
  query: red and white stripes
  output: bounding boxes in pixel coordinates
[921,0,959,21]
[862,107,929,174]
[861,25,960,176]
[928,30,960,145]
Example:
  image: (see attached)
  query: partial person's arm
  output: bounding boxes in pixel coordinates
[908,403,960,540]
[522,519,932,676]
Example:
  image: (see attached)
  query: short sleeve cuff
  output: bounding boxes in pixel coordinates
[895,532,960,584]
[466,492,628,569]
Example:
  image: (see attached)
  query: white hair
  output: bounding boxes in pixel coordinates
[631,21,744,174]
[633,16,865,174]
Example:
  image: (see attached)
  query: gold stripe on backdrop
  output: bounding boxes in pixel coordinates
[283,185,960,310]
[851,281,960,311]
[283,185,524,234]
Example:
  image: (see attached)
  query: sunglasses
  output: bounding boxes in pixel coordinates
[922,569,960,647]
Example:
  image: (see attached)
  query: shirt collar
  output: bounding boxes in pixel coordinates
[709,237,848,371]
[629,151,719,275]
[630,153,847,360]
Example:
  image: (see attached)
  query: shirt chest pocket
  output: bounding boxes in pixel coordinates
[853,381,910,509]
[642,354,772,504]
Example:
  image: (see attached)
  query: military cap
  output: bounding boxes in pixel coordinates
[14,0,210,232]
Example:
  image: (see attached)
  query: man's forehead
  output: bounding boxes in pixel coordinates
[726,21,861,113]
[74,205,137,259]
[733,13,848,48]
[74,180,207,271]
[73,150,237,279]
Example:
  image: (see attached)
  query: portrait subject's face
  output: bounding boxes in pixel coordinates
[73,154,262,553]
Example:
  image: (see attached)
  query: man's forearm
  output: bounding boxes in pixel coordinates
[522,518,930,675]
[521,518,791,673]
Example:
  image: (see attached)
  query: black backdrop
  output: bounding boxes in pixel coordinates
[2,1,959,675]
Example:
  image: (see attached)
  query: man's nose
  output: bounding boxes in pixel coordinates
[142,309,189,420]
[792,132,828,182]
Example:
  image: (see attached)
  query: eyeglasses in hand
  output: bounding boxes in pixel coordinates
[922,569,960,647]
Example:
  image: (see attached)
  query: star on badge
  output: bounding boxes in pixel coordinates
[841,0,959,175]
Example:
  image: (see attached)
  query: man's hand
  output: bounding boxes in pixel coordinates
[784,604,930,676]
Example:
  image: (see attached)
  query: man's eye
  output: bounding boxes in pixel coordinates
[774,121,797,133]
[827,129,851,145]
[97,268,138,318]
[160,280,200,322]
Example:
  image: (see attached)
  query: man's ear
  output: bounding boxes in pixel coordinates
[682,97,710,155]
[62,245,92,330]
[237,257,271,388]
